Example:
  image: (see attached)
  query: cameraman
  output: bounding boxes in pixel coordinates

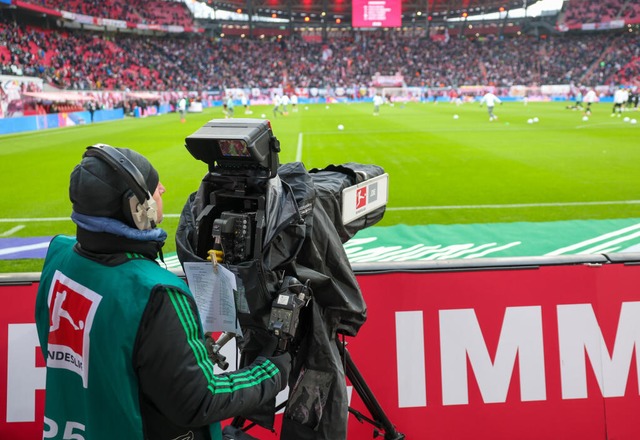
[35,146,291,440]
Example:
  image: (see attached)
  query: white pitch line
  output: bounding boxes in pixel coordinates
[576,121,629,129]
[0,214,182,223]
[0,201,638,223]
[1,225,25,236]
[0,242,50,256]
[0,217,71,223]
[301,124,604,136]
[386,200,640,211]
[295,132,303,162]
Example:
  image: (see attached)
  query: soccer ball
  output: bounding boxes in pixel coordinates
[338,124,344,130]
[261,113,266,118]
[632,119,638,125]
[582,116,589,122]
[453,114,459,119]
[624,117,630,122]
[527,118,533,124]
[533,117,539,123]
[305,106,309,110]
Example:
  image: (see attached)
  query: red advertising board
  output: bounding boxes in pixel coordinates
[352,0,401,28]
[3,262,640,438]
[0,283,45,439]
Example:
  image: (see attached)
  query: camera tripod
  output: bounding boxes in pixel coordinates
[337,337,406,440]
[228,337,405,440]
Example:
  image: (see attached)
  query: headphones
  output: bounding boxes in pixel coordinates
[84,144,158,230]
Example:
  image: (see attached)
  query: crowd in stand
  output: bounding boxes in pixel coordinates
[621,2,640,20]
[18,0,640,29]
[20,0,194,27]
[562,0,640,26]
[2,15,639,93]
[563,0,623,25]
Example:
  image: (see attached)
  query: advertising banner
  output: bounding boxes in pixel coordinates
[347,264,640,439]
[3,261,640,438]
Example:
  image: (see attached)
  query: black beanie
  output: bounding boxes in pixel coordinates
[69,147,159,226]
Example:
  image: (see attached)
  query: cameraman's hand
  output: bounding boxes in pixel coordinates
[268,351,292,391]
[259,335,280,358]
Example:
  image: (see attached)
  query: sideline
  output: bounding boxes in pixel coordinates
[2,201,640,223]
[0,213,182,223]
[387,200,640,211]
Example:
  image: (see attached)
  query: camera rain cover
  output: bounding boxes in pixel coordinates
[175,160,386,439]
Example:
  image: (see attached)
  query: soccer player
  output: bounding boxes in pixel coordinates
[281,94,290,115]
[240,92,252,114]
[225,95,234,118]
[612,87,627,117]
[373,93,384,116]
[627,87,638,111]
[177,96,187,123]
[272,94,282,117]
[583,88,598,115]
[480,91,502,121]
[566,89,584,111]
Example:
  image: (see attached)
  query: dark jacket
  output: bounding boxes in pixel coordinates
[36,227,286,440]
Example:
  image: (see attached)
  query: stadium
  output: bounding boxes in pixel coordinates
[1,0,640,439]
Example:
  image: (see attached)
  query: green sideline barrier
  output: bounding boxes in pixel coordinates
[150,218,640,270]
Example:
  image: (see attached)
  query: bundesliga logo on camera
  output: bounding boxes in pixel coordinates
[356,187,368,209]
[47,271,102,388]
[356,182,379,210]
[342,175,387,224]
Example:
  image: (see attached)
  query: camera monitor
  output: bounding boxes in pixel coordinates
[185,119,280,177]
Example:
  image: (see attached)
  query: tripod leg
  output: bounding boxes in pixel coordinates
[336,340,405,440]
[230,416,247,430]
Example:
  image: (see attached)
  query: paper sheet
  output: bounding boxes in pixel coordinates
[184,262,241,334]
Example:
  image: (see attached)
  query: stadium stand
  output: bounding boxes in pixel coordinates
[19,0,194,26]
[620,0,640,21]
[0,1,638,101]
[562,0,625,26]
[2,16,638,92]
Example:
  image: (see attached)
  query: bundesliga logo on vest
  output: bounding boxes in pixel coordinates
[46,270,102,388]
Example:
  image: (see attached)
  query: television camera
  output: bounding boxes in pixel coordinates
[183,118,279,264]
[177,119,402,439]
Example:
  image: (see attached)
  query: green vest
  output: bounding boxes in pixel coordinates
[36,235,220,440]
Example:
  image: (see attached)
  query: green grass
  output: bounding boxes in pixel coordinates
[1,101,639,272]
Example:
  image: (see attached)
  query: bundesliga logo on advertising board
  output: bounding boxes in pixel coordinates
[47,270,102,388]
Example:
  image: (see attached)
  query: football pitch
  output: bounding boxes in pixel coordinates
[1,100,639,272]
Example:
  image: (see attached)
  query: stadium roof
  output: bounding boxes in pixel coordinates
[201,0,560,20]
